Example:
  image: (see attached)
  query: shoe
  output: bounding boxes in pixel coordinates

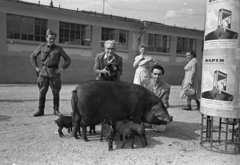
[181,106,192,111]
[53,109,61,116]
[194,107,200,110]
[195,100,200,110]
[33,109,44,117]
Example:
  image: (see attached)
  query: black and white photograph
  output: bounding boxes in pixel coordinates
[0,0,240,165]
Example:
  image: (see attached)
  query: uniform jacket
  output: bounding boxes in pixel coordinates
[142,78,170,108]
[94,52,123,81]
[30,44,71,78]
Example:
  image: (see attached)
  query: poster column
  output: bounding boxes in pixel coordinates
[201,0,240,118]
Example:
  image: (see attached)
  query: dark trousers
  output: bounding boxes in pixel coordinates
[38,76,61,97]
[37,76,61,110]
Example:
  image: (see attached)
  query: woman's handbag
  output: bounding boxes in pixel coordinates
[184,86,195,96]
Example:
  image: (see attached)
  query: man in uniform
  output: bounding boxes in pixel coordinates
[30,29,71,117]
[94,40,123,81]
[141,65,171,132]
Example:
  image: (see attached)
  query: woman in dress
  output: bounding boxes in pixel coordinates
[180,51,200,110]
[133,44,157,85]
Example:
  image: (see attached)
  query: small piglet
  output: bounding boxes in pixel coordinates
[113,120,135,149]
[101,119,114,151]
[55,115,73,137]
[129,121,148,147]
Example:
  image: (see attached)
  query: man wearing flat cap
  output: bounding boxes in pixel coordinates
[30,29,71,117]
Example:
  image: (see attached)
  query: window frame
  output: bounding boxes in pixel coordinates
[7,14,47,42]
[101,27,129,50]
[176,37,197,54]
[59,21,92,46]
[148,33,171,53]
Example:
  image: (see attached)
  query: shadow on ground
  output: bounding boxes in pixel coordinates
[146,121,201,140]
[0,115,11,121]
[0,99,70,102]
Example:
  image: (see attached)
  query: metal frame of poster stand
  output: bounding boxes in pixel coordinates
[200,114,240,154]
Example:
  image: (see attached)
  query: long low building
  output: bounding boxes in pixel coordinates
[0,0,204,84]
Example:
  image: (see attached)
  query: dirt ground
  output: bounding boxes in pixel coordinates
[0,84,239,165]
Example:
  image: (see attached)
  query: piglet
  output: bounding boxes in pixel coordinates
[113,120,135,149]
[101,119,114,151]
[129,121,148,147]
[55,115,73,137]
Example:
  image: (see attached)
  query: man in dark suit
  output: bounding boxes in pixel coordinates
[94,40,123,81]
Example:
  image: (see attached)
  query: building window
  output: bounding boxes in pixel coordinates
[7,14,47,42]
[148,33,171,53]
[101,28,128,49]
[176,37,196,54]
[59,22,92,46]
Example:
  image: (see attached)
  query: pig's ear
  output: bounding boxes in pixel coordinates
[161,103,167,111]
[151,103,161,113]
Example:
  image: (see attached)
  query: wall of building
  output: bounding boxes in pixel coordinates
[0,1,204,85]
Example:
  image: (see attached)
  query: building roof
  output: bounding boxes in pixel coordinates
[1,0,204,33]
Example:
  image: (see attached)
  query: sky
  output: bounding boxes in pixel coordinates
[21,0,206,30]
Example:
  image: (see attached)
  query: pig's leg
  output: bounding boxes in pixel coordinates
[72,112,81,139]
[131,136,135,149]
[82,125,89,142]
[143,135,148,146]
[139,136,145,147]
[121,137,127,148]
[58,128,64,137]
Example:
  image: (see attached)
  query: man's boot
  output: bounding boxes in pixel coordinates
[53,97,61,116]
[33,97,45,117]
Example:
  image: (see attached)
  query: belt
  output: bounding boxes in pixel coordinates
[42,64,58,68]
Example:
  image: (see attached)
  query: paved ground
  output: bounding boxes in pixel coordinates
[0,84,239,165]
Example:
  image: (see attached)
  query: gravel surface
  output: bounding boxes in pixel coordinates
[0,84,239,165]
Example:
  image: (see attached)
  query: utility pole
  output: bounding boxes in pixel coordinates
[50,0,54,8]
[103,0,105,14]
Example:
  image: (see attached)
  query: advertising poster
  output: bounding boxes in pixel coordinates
[205,0,239,49]
[201,0,240,117]
[201,49,235,110]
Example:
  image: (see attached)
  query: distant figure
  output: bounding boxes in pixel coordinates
[180,51,200,110]
[94,40,123,81]
[30,29,71,117]
[133,44,157,85]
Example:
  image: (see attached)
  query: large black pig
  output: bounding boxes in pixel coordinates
[71,80,172,141]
